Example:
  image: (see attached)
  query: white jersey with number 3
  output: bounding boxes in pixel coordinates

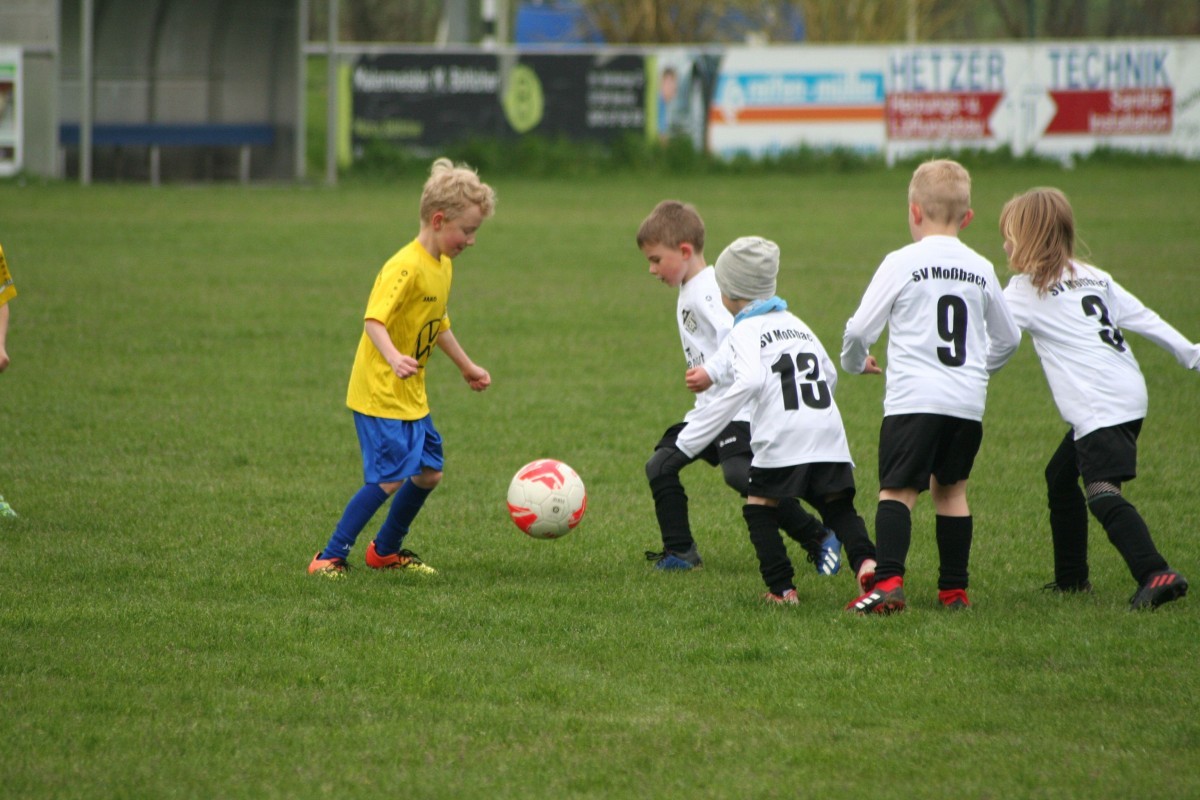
[676,310,851,468]
[841,235,1019,421]
[1004,261,1200,439]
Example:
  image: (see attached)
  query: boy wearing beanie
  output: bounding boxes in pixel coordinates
[675,237,877,605]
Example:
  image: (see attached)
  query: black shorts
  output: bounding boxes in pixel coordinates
[747,462,856,503]
[878,413,983,491]
[1075,419,1141,484]
[656,420,752,467]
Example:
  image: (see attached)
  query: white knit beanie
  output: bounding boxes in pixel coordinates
[714,236,779,300]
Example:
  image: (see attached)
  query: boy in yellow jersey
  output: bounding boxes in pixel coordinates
[308,158,495,577]
[0,243,18,517]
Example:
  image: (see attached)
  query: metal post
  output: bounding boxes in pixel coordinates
[295,0,309,180]
[325,0,338,186]
[80,0,94,185]
[482,0,496,48]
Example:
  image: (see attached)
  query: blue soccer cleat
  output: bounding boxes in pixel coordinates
[811,528,841,576]
[645,544,703,571]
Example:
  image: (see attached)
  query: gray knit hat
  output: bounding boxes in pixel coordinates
[714,236,780,300]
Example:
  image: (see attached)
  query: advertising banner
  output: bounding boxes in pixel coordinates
[0,47,21,177]
[348,41,1200,163]
[1024,41,1199,160]
[351,52,647,156]
[707,46,886,158]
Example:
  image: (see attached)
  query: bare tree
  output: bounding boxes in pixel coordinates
[987,0,1200,39]
[310,0,442,42]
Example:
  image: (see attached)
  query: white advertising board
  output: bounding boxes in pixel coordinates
[701,39,1200,162]
[0,46,21,177]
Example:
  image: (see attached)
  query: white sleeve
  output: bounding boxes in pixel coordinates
[984,278,1022,374]
[676,333,756,458]
[841,261,895,374]
[1110,280,1200,370]
[703,337,735,387]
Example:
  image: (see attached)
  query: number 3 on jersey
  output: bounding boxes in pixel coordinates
[1082,295,1126,352]
[771,352,832,410]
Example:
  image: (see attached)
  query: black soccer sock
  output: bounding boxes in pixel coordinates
[874,500,911,581]
[777,497,825,552]
[649,475,694,554]
[935,514,972,591]
[1087,494,1169,584]
[820,497,876,570]
[743,504,794,595]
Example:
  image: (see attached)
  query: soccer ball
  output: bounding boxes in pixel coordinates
[506,459,587,539]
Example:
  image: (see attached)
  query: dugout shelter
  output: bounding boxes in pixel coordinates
[0,0,305,183]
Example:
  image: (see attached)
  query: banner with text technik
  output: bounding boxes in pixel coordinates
[703,40,1200,161]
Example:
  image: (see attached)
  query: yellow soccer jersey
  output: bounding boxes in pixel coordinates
[0,244,15,306]
[346,239,452,420]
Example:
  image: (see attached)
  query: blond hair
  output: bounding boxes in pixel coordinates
[909,159,971,225]
[1000,187,1076,295]
[636,200,706,253]
[419,157,496,224]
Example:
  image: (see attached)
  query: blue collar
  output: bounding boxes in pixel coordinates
[734,295,788,324]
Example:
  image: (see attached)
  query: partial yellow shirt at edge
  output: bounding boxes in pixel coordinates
[0,244,16,306]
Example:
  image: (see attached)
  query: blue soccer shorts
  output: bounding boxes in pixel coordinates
[353,412,445,484]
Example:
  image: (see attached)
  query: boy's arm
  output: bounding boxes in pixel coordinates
[436,328,492,391]
[1110,281,1200,371]
[365,319,419,380]
[841,264,894,374]
[0,302,9,372]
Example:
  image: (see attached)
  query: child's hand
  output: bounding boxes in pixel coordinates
[862,355,882,375]
[390,354,420,379]
[685,367,712,393]
[463,365,491,392]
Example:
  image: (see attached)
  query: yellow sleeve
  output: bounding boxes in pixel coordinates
[0,245,16,306]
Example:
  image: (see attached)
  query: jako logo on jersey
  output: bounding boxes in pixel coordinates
[414,319,442,362]
[423,296,438,302]
[718,436,737,447]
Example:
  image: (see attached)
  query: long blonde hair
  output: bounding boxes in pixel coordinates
[419,157,496,224]
[999,187,1077,295]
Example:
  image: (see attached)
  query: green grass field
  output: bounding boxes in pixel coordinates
[2,162,1199,798]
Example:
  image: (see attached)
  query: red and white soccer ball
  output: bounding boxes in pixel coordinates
[506,459,587,539]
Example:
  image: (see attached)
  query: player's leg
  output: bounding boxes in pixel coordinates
[1044,430,1091,592]
[368,417,443,573]
[931,477,971,607]
[1078,422,1186,609]
[812,489,874,587]
[645,423,702,569]
[743,496,797,603]
[929,417,983,609]
[718,423,836,574]
[310,413,401,575]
